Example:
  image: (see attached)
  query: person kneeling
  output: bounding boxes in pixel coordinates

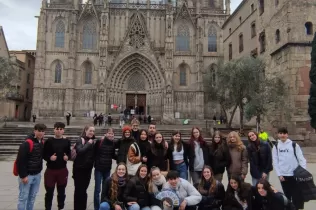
[162,170,202,210]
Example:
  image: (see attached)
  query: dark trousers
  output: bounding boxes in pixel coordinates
[73,167,93,210]
[44,168,68,210]
[280,176,304,210]
[66,119,70,126]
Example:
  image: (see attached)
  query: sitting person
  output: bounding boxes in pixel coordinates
[252,178,295,210]
[124,164,150,210]
[99,163,129,210]
[197,166,225,210]
[148,167,167,210]
[223,174,253,210]
[162,170,202,210]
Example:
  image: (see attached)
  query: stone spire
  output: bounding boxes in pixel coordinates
[225,0,230,14]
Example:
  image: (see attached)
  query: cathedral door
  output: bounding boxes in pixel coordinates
[126,94,146,115]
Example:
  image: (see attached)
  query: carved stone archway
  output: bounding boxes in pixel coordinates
[107,53,165,116]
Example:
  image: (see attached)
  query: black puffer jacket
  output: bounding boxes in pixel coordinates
[116,137,135,164]
[95,137,115,172]
[124,176,149,207]
[247,141,273,179]
[17,134,44,178]
[209,143,231,175]
[198,180,225,210]
[252,188,289,210]
[73,136,95,169]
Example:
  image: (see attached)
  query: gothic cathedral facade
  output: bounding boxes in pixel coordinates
[33,0,229,122]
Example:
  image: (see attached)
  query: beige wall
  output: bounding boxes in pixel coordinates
[223,0,258,61]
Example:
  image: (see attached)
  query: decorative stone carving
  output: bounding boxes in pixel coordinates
[129,15,146,49]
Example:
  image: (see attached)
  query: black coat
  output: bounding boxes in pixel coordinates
[94,137,116,172]
[198,180,225,210]
[252,188,288,210]
[168,141,189,170]
[147,144,169,171]
[137,139,151,164]
[124,176,149,208]
[188,141,210,171]
[149,184,163,207]
[223,183,253,210]
[116,137,135,164]
[101,177,127,208]
[73,136,95,169]
[247,141,273,179]
[209,143,231,175]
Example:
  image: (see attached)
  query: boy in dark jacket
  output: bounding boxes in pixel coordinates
[43,122,70,210]
[17,123,47,210]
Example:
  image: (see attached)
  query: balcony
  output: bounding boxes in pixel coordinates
[6,92,24,101]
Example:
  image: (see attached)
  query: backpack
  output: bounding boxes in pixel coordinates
[70,138,85,161]
[13,139,34,176]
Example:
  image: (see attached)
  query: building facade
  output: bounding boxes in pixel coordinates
[33,0,229,122]
[223,0,316,142]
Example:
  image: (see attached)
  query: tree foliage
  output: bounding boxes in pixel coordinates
[309,32,316,129]
[0,57,18,100]
[204,56,287,129]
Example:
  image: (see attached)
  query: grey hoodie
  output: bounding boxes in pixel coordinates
[162,178,202,206]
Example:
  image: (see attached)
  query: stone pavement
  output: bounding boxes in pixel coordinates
[1,157,316,210]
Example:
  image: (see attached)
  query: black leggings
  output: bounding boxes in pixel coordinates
[73,167,93,210]
[281,176,304,210]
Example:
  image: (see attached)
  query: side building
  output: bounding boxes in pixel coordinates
[223,0,316,143]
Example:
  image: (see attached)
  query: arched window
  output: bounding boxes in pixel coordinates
[305,22,313,35]
[55,62,62,83]
[179,64,187,86]
[55,21,65,48]
[84,62,92,84]
[275,29,280,43]
[208,26,217,52]
[210,64,217,86]
[176,24,190,51]
[83,19,97,49]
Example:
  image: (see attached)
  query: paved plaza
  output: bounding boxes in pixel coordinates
[1,157,316,210]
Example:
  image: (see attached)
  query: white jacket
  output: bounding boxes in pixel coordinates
[272,139,306,176]
[162,178,202,206]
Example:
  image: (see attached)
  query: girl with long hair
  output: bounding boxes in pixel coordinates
[73,125,96,210]
[197,166,225,210]
[137,129,151,165]
[209,130,231,182]
[100,163,129,210]
[147,133,169,176]
[168,130,189,180]
[223,175,253,210]
[227,131,248,180]
[148,167,167,210]
[124,164,150,210]
[247,131,272,186]
[188,127,209,185]
[252,178,294,210]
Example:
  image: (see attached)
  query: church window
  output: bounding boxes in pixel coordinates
[210,64,217,86]
[251,22,256,38]
[179,64,187,86]
[55,62,62,83]
[275,29,280,43]
[259,32,266,53]
[176,24,190,52]
[239,33,244,53]
[208,26,217,52]
[259,0,264,15]
[55,21,65,48]
[305,22,313,35]
[228,43,232,60]
[84,62,92,84]
[82,19,97,50]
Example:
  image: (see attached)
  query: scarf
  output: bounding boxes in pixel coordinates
[118,176,126,187]
[151,175,166,193]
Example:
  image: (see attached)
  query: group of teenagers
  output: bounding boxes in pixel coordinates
[15,119,307,210]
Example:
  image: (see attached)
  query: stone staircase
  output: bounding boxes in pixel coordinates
[0,126,211,156]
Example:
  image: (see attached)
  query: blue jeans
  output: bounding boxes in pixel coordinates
[128,203,151,210]
[252,173,270,186]
[17,173,42,210]
[175,162,188,180]
[94,170,110,210]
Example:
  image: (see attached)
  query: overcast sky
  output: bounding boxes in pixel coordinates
[0,0,242,50]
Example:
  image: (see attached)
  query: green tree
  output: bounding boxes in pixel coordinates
[309,32,316,129]
[0,57,18,100]
[205,56,287,130]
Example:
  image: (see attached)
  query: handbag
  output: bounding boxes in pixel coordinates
[126,142,142,176]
